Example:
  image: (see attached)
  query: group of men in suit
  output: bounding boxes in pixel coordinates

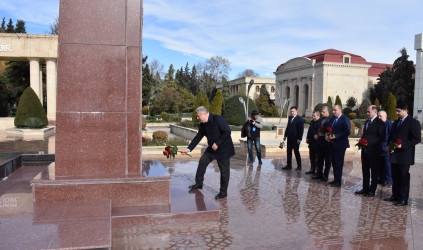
[284,105,351,187]
[355,103,421,206]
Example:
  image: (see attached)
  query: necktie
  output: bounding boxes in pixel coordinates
[332,117,338,127]
[398,119,403,127]
[366,120,370,130]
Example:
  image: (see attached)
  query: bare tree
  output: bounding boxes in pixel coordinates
[149,59,165,80]
[236,69,259,78]
[48,17,59,35]
[204,56,231,83]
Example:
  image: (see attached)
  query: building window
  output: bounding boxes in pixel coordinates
[343,55,351,64]
[255,86,260,92]
[271,86,275,93]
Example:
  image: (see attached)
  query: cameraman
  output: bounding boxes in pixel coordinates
[241,110,263,164]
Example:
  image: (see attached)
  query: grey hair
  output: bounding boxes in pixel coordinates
[321,106,330,112]
[378,110,387,116]
[196,106,209,113]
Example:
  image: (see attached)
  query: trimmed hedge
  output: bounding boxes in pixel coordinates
[222,95,257,126]
[14,87,48,128]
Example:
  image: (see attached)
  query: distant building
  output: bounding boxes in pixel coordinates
[274,49,391,116]
[216,77,276,101]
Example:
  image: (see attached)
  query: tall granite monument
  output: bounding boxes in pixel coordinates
[414,33,423,121]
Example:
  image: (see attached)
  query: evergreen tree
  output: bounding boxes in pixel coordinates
[165,64,175,81]
[346,96,357,108]
[374,98,380,109]
[14,20,26,33]
[239,83,247,97]
[369,67,394,105]
[201,95,210,110]
[359,98,371,119]
[221,77,230,100]
[210,90,223,115]
[190,65,199,95]
[192,93,203,121]
[335,95,342,107]
[392,48,415,115]
[5,18,14,33]
[141,56,153,107]
[385,92,397,121]
[0,18,5,33]
[14,87,48,128]
[327,96,333,107]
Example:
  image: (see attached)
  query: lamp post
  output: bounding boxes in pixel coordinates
[246,79,254,119]
[274,88,284,125]
[239,97,248,121]
[283,97,290,119]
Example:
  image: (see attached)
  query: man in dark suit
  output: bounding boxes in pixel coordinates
[378,110,393,187]
[313,106,332,181]
[306,111,321,174]
[181,106,235,200]
[282,106,304,171]
[384,103,421,206]
[327,104,350,187]
[355,105,385,197]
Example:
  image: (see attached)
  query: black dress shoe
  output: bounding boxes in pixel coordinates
[328,180,336,185]
[384,196,398,202]
[395,200,408,206]
[330,182,341,187]
[282,166,292,170]
[215,193,227,200]
[305,170,314,174]
[258,159,263,165]
[188,184,203,190]
[355,189,367,195]
[296,167,302,172]
[312,175,322,180]
[321,177,328,181]
[364,192,375,197]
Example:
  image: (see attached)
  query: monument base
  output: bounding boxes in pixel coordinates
[6,126,55,140]
[31,162,171,207]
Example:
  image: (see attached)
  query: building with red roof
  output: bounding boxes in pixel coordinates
[274,49,392,116]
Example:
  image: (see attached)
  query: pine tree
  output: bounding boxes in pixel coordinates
[165,64,175,81]
[327,96,333,107]
[222,77,230,100]
[385,92,397,121]
[5,19,14,33]
[374,98,380,109]
[335,95,342,107]
[0,18,6,33]
[192,93,203,121]
[201,95,210,110]
[190,65,199,95]
[210,90,223,115]
[14,20,26,33]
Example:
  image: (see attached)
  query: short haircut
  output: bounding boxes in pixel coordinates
[334,104,342,110]
[378,110,387,116]
[321,106,329,112]
[196,106,209,113]
[251,110,259,116]
[396,102,408,110]
[313,111,320,116]
[370,105,378,112]
[290,106,297,111]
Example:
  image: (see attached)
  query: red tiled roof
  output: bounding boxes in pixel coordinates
[303,49,368,64]
[368,62,392,77]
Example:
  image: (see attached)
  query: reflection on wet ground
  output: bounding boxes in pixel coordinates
[114,151,423,249]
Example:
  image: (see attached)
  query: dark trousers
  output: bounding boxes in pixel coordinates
[391,163,410,202]
[361,153,381,193]
[196,153,230,195]
[316,147,331,178]
[287,141,301,168]
[247,137,262,161]
[309,147,318,172]
[331,147,346,182]
[380,153,392,183]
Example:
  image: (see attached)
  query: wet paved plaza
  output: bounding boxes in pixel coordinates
[1,135,423,249]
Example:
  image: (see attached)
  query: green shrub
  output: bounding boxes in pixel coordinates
[169,114,182,122]
[348,113,357,119]
[161,112,169,121]
[152,130,168,144]
[14,87,48,128]
[148,115,157,122]
[352,119,366,129]
[142,106,148,115]
[222,95,257,126]
[342,107,352,115]
[303,117,312,125]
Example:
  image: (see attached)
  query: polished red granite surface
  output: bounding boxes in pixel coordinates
[55,0,143,178]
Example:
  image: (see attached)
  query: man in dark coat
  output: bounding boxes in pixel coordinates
[313,106,332,181]
[384,103,421,206]
[355,105,385,197]
[378,110,393,187]
[181,106,235,200]
[326,105,350,187]
[306,111,321,174]
[282,106,304,171]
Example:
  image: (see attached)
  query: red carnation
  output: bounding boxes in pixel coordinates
[321,126,326,130]
[165,146,171,151]
[142,137,146,143]
[360,139,368,146]
[327,127,332,132]
[396,139,402,145]
[163,151,168,155]
[167,150,172,155]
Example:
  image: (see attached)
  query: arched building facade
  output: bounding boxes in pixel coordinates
[274,49,391,116]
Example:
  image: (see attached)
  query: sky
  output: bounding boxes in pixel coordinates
[1,0,422,80]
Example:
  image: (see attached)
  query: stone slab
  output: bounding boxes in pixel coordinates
[6,126,55,140]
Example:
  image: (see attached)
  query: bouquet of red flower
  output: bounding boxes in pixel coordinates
[279,141,285,149]
[318,126,326,135]
[142,136,147,143]
[355,138,368,151]
[325,127,333,137]
[163,145,178,159]
[388,139,402,153]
